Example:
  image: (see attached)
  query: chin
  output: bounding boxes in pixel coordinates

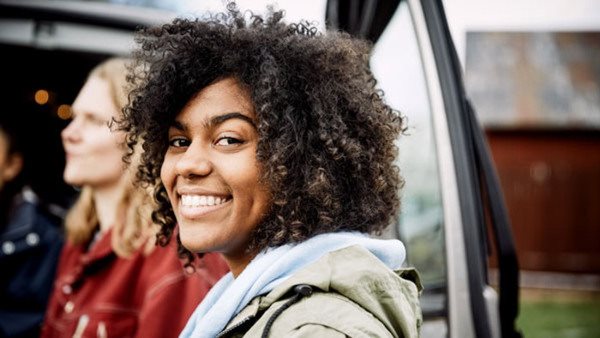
[63,174,83,187]
[178,227,208,254]
[64,167,81,184]
[179,238,207,254]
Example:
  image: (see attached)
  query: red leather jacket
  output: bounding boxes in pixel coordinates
[41,229,228,338]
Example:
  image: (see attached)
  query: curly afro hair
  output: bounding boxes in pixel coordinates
[121,3,405,265]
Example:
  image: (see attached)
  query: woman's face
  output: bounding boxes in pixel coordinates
[161,77,271,275]
[62,76,126,189]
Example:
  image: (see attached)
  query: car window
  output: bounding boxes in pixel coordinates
[371,1,447,329]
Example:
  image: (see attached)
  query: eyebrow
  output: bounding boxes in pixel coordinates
[170,112,256,131]
[210,112,256,128]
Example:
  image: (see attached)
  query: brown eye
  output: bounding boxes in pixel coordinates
[169,137,190,147]
[215,137,242,146]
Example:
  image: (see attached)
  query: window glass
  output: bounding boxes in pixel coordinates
[371,1,447,321]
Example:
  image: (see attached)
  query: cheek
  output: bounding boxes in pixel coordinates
[111,129,126,142]
[223,157,260,193]
[160,155,176,190]
[231,160,271,215]
[90,133,120,155]
[255,184,272,217]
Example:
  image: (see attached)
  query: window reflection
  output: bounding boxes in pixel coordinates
[371,2,447,314]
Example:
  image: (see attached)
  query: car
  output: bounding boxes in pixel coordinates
[0,0,520,337]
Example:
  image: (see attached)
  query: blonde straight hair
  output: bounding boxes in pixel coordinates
[64,58,157,257]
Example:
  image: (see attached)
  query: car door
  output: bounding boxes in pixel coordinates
[400,0,520,336]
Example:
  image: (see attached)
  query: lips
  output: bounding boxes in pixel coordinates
[63,149,81,160]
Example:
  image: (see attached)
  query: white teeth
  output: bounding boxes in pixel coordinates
[181,195,228,207]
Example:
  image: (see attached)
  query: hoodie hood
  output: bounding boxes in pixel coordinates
[226,245,423,338]
[181,232,406,338]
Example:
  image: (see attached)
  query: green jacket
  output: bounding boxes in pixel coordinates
[218,245,423,338]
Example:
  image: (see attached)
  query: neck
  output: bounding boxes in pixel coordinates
[93,183,124,233]
[225,249,258,278]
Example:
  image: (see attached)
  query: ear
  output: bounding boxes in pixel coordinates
[2,153,23,183]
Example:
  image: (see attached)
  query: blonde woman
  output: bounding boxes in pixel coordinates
[41,58,228,338]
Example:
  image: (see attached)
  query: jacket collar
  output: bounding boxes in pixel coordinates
[222,245,422,336]
[79,228,114,265]
[59,228,116,289]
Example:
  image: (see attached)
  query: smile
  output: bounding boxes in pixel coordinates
[178,194,232,219]
[181,194,230,207]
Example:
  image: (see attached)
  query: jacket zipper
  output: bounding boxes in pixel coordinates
[216,314,257,338]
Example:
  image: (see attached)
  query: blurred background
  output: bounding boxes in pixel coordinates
[446,0,600,337]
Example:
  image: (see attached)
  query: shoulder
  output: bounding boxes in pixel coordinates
[1,200,62,250]
[238,245,422,338]
[137,245,228,298]
[0,200,63,281]
[135,242,190,290]
[247,291,394,338]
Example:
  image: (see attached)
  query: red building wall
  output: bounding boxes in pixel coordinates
[486,129,600,274]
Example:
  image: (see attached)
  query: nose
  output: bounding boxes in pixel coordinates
[174,143,213,179]
[61,117,81,145]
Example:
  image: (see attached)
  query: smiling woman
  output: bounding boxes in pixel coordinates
[161,78,271,276]
[121,3,422,337]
